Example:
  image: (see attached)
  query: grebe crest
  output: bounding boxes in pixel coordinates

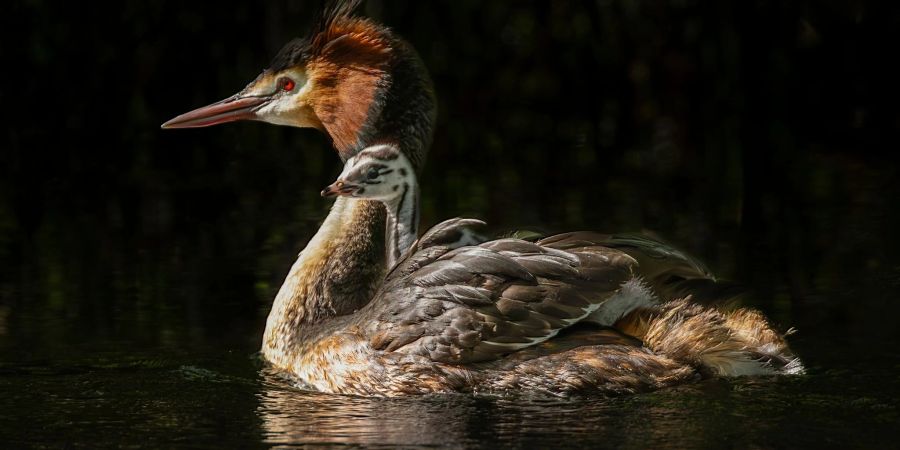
[162,0,436,169]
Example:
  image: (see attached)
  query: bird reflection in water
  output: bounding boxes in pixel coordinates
[256,367,474,446]
[255,366,762,448]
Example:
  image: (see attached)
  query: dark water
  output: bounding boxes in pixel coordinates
[3,1,900,448]
[1,327,899,447]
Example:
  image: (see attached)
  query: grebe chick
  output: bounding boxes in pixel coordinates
[321,147,658,327]
[321,144,418,268]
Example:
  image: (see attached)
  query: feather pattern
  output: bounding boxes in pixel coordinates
[356,220,640,364]
[535,231,746,302]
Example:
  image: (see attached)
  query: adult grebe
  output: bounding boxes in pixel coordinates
[161,1,802,396]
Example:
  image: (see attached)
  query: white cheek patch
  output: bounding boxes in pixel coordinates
[254,68,312,127]
[257,96,303,127]
[368,185,395,200]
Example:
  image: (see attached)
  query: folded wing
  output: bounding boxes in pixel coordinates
[362,220,638,364]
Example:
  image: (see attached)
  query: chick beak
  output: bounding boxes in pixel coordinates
[320,181,359,198]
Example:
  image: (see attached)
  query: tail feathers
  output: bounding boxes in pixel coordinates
[723,308,805,375]
[614,298,804,377]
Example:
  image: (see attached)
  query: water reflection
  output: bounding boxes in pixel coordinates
[2,350,895,448]
[255,368,731,448]
[257,368,478,446]
[254,366,898,449]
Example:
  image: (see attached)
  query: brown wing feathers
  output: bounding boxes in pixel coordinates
[381,218,487,281]
[539,231,740,303]
[365,235,637,364]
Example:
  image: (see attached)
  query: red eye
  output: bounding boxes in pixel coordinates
[281,78,295,92]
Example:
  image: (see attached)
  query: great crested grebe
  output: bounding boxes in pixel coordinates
[162,1,803,396]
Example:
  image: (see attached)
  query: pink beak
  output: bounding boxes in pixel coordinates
[161,94,273,129]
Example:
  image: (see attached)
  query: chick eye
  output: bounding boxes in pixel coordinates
[366,167,380,180]
[279,77,296,92]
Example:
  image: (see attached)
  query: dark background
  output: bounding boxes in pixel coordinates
[1,1,899,447]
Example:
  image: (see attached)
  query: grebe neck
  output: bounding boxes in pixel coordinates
[261,197,385,366]
[383,181,419,267]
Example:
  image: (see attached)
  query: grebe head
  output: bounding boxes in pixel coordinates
[320,144,415,202]
[161,0,436,170]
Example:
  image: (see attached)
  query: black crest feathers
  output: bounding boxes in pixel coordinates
[269,0,367,71]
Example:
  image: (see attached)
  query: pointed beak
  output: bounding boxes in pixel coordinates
[161,93,274,129]
[320,181,358,198]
